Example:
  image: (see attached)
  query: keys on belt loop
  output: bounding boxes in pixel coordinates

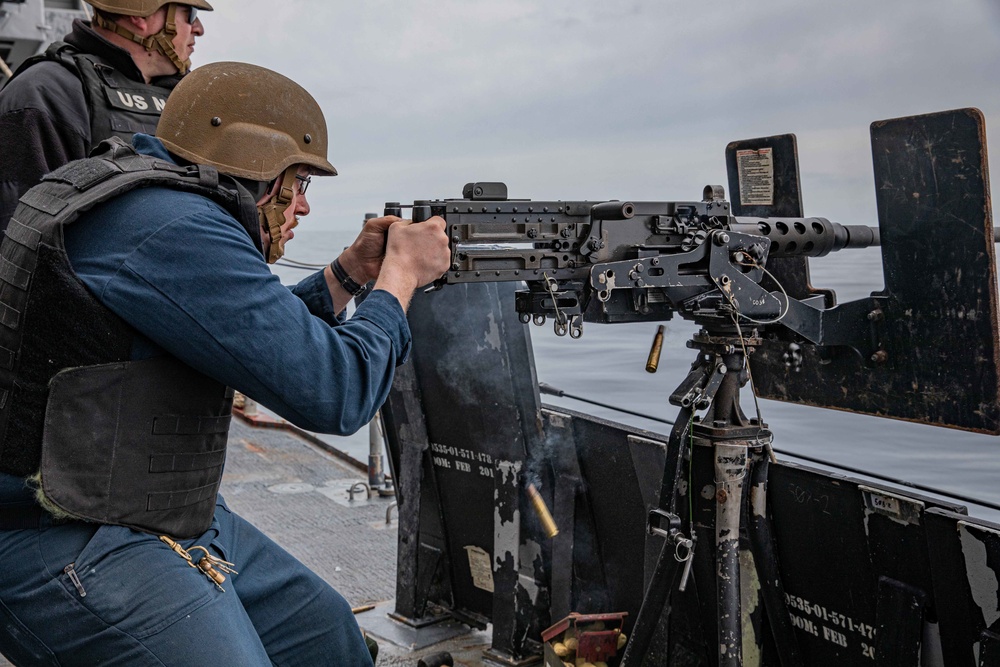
[159,535,238,592]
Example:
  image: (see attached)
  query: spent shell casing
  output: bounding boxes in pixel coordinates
[646,325,665,373]
[527,483,559,538]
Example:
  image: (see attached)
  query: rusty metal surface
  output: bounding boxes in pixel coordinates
[381,282,548,661]
[764,462,964,666]
[925,508,1000,666]
[736,109,1000,433]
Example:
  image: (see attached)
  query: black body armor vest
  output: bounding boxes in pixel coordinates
[0,138,260,538]
[16,42,175,147]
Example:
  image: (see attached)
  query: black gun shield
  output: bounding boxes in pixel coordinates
[729,109,1000,433]
[380,283,548,659]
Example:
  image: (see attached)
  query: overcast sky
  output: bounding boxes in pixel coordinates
[193,0,1000,252]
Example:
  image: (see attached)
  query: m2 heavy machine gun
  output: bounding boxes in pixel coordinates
[375,108,1000,667]
[389,182,879,345]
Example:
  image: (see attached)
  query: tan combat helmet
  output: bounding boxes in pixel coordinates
[89,0,214,74]
[157,61,338,263]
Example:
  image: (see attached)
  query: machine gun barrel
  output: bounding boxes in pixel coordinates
[729,218,880,257]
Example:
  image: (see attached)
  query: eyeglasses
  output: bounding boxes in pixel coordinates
[295,174,311,196]
[187,6,198,22]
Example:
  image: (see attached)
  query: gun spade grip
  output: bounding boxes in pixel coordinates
[412,200,432,223]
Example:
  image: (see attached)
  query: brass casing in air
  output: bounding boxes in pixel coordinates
[528,483,559,538]
[646,325,666,373]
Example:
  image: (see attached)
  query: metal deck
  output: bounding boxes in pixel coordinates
[221,417,490,666]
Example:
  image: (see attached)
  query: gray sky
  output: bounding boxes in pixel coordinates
[196,0,1000,247]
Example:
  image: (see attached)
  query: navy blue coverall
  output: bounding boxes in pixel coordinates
[0,135,408,665]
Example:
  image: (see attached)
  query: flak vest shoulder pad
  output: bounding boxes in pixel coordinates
[23,41,176,147]
[0,138,250,538]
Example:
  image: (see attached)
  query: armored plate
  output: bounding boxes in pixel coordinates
[728,109,1000,434]
[381,283,548,659]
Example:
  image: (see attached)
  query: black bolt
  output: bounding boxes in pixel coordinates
[211,116,222,126]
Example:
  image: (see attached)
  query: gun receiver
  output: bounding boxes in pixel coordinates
[387,182,879,349]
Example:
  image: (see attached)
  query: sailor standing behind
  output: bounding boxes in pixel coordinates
[0,0,211,231]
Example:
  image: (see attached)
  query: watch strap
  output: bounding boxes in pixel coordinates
[330,257,367,296]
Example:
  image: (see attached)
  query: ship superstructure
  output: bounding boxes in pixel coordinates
[0,0,87,83]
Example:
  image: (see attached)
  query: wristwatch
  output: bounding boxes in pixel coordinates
[330,257,367,296]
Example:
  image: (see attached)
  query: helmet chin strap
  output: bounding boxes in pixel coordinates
[93,3,192,74]
[258,166,299,264]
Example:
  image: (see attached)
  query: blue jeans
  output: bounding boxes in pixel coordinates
[0,498,374,666]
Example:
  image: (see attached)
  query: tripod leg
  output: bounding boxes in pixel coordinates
[715,442,749,667]
[620,536,683,667]
[622,406,694,666]
[747,456,804,667]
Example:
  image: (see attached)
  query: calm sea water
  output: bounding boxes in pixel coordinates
[272,227,1000,519]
